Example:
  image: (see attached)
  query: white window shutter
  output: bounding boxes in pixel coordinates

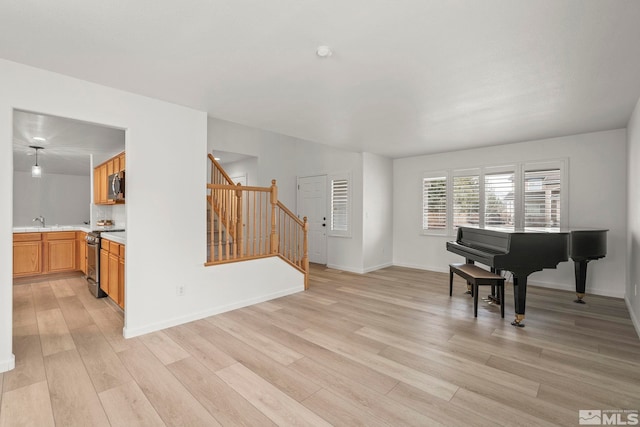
[330,177,349,235]
[524,168,561,228]
[484,172,515,228]
[422,176,447,231]
[453,175,479,229]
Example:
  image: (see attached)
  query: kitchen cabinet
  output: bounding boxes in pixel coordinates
[100,245,109,295]
[13,233,43,277]
[13,231,90,278]
[118,246,125,309]
[94,151,125,205]
[94,163,109,205]
[76,231,87,275]
[108,242,120,305]
[45,232,76,273]
[100,238,125,309]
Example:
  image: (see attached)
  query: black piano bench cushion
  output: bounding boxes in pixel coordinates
[449,263,505,318]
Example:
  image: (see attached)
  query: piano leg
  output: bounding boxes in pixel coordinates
[574,260,590,304]
[511,275,527,327]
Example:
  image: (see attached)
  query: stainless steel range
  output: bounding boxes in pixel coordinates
[86,229,125,297]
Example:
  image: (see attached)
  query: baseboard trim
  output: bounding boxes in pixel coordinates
[366,262,626,298]
[524,279,624,299]
[392,262,449,274]
[325,262,394,274]
[0,353,15,373]
[625,296,640,340]
[326,264,365,274]
[363,262,393,273]
[123,285,303,338]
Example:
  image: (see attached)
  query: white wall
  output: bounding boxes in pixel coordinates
[208,118,298,207]
[222,157,258,186]
[362,152,394,272]
[393,129,628,298]
[13,171,90,226]
[0,60,304,372]
[627,96,640,336]
[293,140,365,273]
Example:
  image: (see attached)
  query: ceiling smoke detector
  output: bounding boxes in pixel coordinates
[316,45,333,58]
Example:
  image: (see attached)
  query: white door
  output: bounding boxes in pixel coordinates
[297,175,327,265]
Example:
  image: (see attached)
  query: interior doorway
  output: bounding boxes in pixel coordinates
[297,175,327,265]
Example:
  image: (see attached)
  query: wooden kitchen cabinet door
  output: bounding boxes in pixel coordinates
[108,252,120,304]
[76,232,87,274]
[47,240,76,273]
[93,164,109,205]
[118,255,125,309]
[13,241,42,276]
[100,248,109,294]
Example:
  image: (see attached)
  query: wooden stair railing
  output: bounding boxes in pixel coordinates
[206,156,309,289]
[208,154,234,186]
[207,154,237,242]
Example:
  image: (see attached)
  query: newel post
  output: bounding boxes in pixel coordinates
[270,179,279,254]
[303,216,309,290]
[236,183,243,257]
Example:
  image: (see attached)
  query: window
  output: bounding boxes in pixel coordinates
[484,172,515,228]
[524,168,561,228]
[453,173,479,229]
[421,160,566,234]
[422,175,447,231]
[330,175,350,236]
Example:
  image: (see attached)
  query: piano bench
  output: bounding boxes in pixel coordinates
[449,263,505,318]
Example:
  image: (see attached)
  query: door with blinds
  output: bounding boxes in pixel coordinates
[297,175,327,264]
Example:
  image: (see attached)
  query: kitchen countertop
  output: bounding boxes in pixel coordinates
[101,231,126,245]
[13,224,126,244]
[13,224,92,233]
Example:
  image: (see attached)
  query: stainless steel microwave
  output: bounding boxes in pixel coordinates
[108,171,125,201]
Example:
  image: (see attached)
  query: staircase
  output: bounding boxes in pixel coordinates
[206,154,309,289]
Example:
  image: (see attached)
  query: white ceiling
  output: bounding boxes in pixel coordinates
[2,1,640,159]
[13,111,125,176]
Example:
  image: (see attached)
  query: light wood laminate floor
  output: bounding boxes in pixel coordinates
[2,264,639,426]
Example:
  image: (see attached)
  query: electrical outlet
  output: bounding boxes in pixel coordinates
[176,284,185,296]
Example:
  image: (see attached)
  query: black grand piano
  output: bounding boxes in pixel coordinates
[446,226,607,326]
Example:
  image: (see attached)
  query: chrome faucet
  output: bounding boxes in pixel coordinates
[32,216,45,227]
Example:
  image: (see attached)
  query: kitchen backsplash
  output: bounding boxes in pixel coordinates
[92,203,126,228]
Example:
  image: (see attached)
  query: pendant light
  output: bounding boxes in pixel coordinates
[29,145,43,178]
